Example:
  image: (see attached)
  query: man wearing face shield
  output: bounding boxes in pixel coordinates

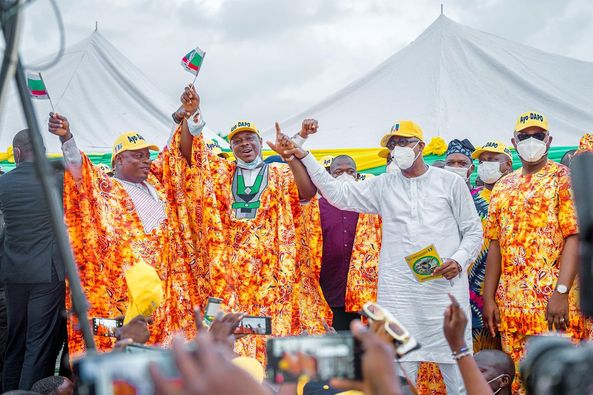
[482,111,591,393]
[467,141,513,354]
[287,120,483,394]
[172,85,331,361]
[444,139,476,189]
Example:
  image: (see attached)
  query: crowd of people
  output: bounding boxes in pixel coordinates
[0,82,592,395]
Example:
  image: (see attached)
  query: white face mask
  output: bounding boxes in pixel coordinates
[236,155,264,170]
[391,142,420,170]
[516,137,548,163]
[478,161,504,184]
[386,161,399,174]
[445,165,470,180]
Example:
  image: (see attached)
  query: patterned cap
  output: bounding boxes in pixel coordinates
[446,138,475,160]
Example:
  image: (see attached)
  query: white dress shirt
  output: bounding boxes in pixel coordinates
[301,154,483,363]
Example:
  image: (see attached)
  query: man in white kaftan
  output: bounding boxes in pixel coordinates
[294,120,482,394]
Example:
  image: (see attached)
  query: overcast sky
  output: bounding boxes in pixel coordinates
[16,0,593,135]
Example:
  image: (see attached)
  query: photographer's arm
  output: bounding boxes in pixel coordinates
[444,294,493,395]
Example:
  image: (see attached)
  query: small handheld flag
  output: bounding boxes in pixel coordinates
[27,72,55,112]
[181,46,206,84]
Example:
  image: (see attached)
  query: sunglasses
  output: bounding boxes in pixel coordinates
[516,131,547,142]
[362,302,410,344]
[362,302,420,395]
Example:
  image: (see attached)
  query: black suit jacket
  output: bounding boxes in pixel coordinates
[0,162,65,283]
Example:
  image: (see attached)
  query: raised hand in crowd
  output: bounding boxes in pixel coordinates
[193,307,245,352]
[267,122,308,160]
[330,320,403,395]
[444,294,493,395]
[150,332,271,395]
[48,112,72,142]
[267,122,296,161]
[297,118,319,139]
[173,84,200,123]
[116,315,152,344]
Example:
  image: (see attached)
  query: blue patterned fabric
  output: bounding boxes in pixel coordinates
[468,186,491,330]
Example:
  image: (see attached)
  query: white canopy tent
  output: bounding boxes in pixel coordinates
[0,31,226,154]
[266,15,593,148]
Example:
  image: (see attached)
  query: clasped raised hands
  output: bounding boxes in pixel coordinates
[267,120,316,160]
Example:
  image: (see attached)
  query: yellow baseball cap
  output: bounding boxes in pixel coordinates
[380,120,424,147]
[112,132,159,165]
[227,120,260,142]
[124,261,164,325]
[472,140,513,161]
[515,111,548,133]
[320,155,335,168]
[378,148,390,159]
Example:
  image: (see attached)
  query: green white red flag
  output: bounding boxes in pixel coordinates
[181,47,206,76]
[27,72,49,99]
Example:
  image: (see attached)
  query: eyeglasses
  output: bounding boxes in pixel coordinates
[386,139,419,150]
[516,131,547,142]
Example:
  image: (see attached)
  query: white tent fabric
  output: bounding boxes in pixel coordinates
[0,31,227,154]
[266,15,593,148]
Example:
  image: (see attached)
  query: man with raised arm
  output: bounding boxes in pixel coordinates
[47,113,206,356]
[171,85,331,360]
[283,120,483,394]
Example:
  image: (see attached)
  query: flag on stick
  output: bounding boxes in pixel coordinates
[27,72,55,112]
[181,46,206,84]
[181,47,206,75]
[27,72,49,99]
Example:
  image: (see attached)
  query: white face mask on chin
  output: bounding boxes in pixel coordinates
[516,137,548,162]
[478,161,504,184]
[391,142,420,170]
[445,165,470,180]
[236,156,264,170]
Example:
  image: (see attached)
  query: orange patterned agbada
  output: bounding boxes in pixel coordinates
[178,128,331,360]
[63,146,210,356]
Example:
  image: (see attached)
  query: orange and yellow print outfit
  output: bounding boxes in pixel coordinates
[63,141,209,356]
[179,129,331,360]
[485,160,592,391]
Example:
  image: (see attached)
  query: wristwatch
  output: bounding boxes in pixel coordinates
[556,284,569,294]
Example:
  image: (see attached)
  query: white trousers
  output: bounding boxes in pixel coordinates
[398,361,466,395]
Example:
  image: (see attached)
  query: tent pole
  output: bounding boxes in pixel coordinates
[441,4,444,15]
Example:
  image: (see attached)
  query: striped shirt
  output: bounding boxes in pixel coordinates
[116,179,166,233]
